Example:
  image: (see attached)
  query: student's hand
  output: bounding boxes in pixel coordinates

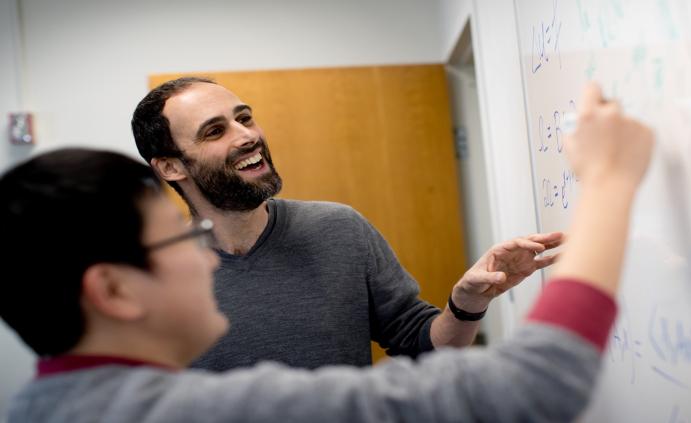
[450,232,563,312]
[565,83,654,190]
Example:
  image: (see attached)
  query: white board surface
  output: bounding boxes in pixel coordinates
[513,0,691,421]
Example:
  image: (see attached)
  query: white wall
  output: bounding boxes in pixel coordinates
[437,0,543,336]
[446,64,503,343]
[447,65,493,265]
[438,0,473,60]
[0,1,36,419]
[441,2,502,344]
[0,0,35,168]
[3,0,446,173]
[470,0,542,333]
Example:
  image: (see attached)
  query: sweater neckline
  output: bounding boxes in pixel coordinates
[36,354,175,379]
[217,198,284,262]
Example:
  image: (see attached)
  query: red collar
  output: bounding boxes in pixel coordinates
[37,354,175,379]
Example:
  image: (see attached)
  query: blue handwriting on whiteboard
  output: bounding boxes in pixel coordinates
[607,305,691,389]
[531,0,562,74]
[560,169,576,209]
[668,404,689,423]
[648,305,691,390]
[609,311,643,384]
[541,178,557,208]
[540,169,577,210]
[535,100,576,154]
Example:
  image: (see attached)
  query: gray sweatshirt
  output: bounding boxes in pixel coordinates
[7,323,600,423]
[193,199,440,371]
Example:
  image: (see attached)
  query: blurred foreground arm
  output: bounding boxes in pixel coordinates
[551,83,654,294]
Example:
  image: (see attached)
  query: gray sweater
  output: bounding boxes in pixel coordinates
[193,199,440,371]
[7,324,599,423]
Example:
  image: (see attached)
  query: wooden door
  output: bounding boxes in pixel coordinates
[150,64,467,362]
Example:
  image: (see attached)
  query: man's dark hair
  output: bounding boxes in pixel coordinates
[0,148,162,356]
[131,76,216,198]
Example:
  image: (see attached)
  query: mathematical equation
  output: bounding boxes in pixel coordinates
[534,98,578,210]
[648,305,691,390]
[531,0,562,74]
[540,169,577,209]
[608,304,691,390]
[535,100,576,154]
[609,309,643,385]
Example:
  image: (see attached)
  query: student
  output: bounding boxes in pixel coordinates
[1,84,653,422]
[131,76,563,371]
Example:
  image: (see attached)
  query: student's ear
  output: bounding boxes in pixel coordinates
[150,157,187,183]
[81,264,146,321]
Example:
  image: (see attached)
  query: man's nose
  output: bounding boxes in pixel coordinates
[229,121,258,148]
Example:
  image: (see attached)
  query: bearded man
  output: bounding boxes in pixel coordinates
[131,77,561,372]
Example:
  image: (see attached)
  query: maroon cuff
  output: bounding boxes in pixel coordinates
[37,354,175,379]
[526,278,617,352]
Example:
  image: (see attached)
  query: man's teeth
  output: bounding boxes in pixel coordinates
[235,153,262,170]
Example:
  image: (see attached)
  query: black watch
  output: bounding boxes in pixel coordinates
[448,295,487,321]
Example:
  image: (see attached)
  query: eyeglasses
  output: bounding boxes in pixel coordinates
[146,219,216,251]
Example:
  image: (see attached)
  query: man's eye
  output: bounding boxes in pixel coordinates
[238,114,253,125]
[206,127,224,138]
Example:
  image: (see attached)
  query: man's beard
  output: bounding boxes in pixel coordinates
[184,138,282,212]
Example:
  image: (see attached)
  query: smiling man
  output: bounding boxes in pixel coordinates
[131,77,562,372]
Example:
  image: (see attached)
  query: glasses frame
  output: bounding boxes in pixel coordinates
[145,219,215,251]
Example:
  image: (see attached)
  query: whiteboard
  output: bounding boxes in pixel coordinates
[513,0,691,421]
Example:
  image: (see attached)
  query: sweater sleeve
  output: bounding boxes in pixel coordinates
[102,280,616,423]
[124,323,601,423]
[358,215,440,357]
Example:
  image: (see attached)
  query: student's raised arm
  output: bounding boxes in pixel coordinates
[552,82,655,294]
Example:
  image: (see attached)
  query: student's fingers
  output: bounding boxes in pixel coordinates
[579,82,604,115]
[603,99,622,114]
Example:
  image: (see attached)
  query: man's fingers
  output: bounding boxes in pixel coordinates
[464,270,507,286]
[490,271,507,283]
[492,232,563,259]
[526,231,562,241]
[541,237,564,250]
[515,238,546,253]
[526,231,564,245]
[535,253,560,269]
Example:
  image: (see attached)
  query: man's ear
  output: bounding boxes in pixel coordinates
[151,157,187,183]
[81,264,146,321]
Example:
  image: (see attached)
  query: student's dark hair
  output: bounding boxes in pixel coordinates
[0,148,163,357]
[131,76,216,198]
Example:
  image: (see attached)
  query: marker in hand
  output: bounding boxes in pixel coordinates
[561,112,578,135]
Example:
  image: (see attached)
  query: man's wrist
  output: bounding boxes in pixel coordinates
[447,294,488,321]
[450,289,490,314]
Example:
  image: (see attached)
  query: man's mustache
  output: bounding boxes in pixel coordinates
[225,137,267,167]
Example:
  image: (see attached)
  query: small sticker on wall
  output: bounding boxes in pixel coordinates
[9,113,35,145]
